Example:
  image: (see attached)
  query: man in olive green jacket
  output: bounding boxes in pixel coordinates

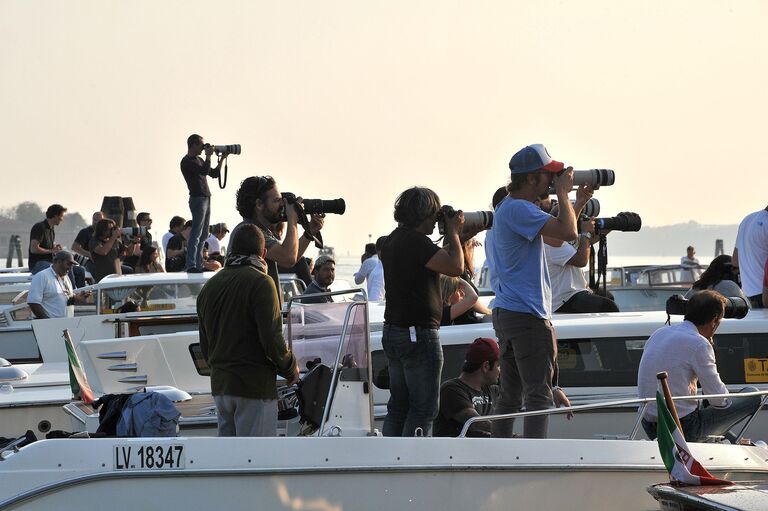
[198,224,299,436]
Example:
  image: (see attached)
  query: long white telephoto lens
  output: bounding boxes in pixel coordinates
[214,144,241,155]
[572,169,615,187]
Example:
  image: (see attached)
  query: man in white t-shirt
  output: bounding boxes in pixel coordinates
[205,222,229,265]
[733,206,768,308]
[543,202,619,314]
[28,251,91,319]
[354,236,386,301]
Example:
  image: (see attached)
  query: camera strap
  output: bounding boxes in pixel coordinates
[217,158,228,189]
[292,202,324,249]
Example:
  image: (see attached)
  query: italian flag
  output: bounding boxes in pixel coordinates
[64,331,94,405]
[655,391,732,486]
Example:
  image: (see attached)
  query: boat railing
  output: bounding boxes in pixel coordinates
[458,390,768,441]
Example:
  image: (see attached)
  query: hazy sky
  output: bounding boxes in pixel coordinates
[2,0,766,257]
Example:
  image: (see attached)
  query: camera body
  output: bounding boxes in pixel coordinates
[121,226,148,237]
[594,212,642,233]
[204,143,241,155]
[666,294,750,319]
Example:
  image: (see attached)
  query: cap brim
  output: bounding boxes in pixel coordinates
[541,159,564,173]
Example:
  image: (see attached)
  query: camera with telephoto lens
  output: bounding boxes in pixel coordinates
[204,143,241,155]
[437,205,494,235]
[551,197,600,218]
[279,192,346,221]
[121,226,148,237]
[548,168,615,194]
[666,294,750,319]
[594,212,642,233]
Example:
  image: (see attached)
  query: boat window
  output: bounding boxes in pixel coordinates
[10,306,32,322]
[713,333,768,385]
[0,330,41,364]
[557,338,646,387]
[372,344,473,390]
[373,338,648,390]
[99,284,180,314]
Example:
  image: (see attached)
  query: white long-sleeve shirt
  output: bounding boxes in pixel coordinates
[637,320,729,420]
[353,255,385,301]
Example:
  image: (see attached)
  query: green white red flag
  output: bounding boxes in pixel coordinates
[63,330,94,405]
[655,391,732,486]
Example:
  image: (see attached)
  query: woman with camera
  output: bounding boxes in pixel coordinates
[685,254,748,301]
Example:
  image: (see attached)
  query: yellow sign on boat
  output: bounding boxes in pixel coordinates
[744,358,768,383]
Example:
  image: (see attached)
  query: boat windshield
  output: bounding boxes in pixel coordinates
[287,300,369,381]
[99,282,203,314]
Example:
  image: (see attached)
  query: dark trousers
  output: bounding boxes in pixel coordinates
[557,290,620,313]
[491,309,556,438]
[749,294,764,309]
[642,387,762,442]
[381,324,443,437]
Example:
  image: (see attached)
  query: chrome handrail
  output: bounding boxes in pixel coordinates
[457,390,768,439]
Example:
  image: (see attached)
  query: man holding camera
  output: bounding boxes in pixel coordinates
[638,290,761,442]
[232,176,324,306]
[486,144,579,439]
[181,134,227,273]
[197,224,299,437]
[380,186,465,437]
[28,204,66,274]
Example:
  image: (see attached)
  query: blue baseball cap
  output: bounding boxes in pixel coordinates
[509,144,565,174]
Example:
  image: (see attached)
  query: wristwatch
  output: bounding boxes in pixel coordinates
[581,232,592,240]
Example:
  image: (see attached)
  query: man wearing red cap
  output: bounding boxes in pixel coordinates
[433,338,501,437]
[486,144,581,439]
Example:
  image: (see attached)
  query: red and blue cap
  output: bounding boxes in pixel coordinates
[509,144,564,174]
[465,337,500,364]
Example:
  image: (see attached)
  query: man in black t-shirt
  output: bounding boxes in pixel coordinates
[72,212,105,268]
[166,221,192,272]
[379,186,465,437]
[28,204,66,274]
[123,212,154,269]
[434,338,501,437]
[181,134,226,273]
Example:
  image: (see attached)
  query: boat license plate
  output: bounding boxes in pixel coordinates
[113,444,185,470]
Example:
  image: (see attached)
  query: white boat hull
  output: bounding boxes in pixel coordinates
[3,437,768,511]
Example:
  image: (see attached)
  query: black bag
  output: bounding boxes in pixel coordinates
[165,255,186,272]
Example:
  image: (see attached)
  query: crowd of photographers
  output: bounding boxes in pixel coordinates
[23,135,768,440]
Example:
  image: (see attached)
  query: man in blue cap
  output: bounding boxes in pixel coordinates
[486,144,583,438]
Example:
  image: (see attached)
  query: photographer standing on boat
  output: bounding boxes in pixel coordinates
[637,290,761,442]
[380,186,464,437]
[197,224,299,437]
[180,134,227,273]
[486,144,578,439]
[732,205,768,308]
[232,176,324,306]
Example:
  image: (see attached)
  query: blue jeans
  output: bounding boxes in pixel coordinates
[186,196,211,271]
[381,324,443,437]
[643,387,762,442]
[30,261,52,274]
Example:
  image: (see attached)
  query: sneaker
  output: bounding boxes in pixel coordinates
[186,268,204,273]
